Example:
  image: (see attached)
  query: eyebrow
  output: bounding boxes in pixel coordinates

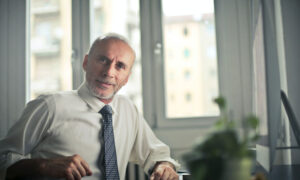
[99,55,110,61]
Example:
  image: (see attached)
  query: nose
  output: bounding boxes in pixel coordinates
[103,63,116,78]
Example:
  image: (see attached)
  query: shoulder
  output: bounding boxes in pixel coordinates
[113,94,136,107]
[113,94,133,105]
[112,94,140,115]
[30,90,81,112]
[35,90,78,105]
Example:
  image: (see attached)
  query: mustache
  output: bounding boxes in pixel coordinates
[96,79,115,85]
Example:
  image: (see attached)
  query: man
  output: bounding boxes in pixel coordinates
[0,34,180,180]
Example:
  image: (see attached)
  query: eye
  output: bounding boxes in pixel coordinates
[98,56,109,64]
[116,62,126,70]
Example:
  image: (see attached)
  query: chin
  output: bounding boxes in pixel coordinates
[99,94,113,99]
[95,91,114,100]
[87,82,117,100]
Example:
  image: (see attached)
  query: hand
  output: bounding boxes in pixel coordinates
[40,154,92,180]
[150,161,179,180]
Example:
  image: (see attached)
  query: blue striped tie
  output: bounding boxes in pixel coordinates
[99,105,120,180]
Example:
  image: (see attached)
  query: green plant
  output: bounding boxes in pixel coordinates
[184,96,259,180]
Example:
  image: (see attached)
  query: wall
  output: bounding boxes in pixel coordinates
[281,0,300,127]
[281,0,300,164]
[0,0,27,138]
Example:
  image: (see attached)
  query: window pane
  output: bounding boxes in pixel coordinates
[162,0,219,118]
[91,0,143,113]
[30,0,72,99]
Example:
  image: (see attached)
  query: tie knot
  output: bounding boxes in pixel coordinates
[99,105,113,115]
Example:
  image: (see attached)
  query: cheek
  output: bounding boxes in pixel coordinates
[86,68,93,79]
[87,65,102,77]
[118,74,129,86]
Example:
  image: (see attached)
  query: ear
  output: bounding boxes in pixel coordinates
[83,54,89,71]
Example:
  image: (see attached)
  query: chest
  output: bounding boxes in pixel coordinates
[39,110,137,158]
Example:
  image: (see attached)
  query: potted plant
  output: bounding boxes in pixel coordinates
[184,96,260,180]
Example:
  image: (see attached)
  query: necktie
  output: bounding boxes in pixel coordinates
[99,105,120,180]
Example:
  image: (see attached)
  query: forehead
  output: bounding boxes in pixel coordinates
[95,39,135,60]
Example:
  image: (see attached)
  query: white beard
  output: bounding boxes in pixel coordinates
[86,81,115,100]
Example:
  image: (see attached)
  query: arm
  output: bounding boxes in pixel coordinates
[0,97,91,180]
[6,158,42,179]
[129,105,180,178]
[6,154,92,180]
[0,98,51,179]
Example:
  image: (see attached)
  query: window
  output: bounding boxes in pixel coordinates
[185,92,191,102]
[162,0,219,118]
[183,48,190,58]
[184,70,191,79]
[29,0,72,99]
[206,46,217,59]
[183,27,189,36]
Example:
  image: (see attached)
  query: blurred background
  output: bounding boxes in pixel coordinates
[1,0,300,179]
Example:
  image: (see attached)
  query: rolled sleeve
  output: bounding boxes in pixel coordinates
[0,96,54,180]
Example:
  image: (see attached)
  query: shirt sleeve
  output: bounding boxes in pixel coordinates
[129,107,180,175]
[0,96,54,180]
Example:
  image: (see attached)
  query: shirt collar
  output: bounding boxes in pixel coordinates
[77,81,117,115]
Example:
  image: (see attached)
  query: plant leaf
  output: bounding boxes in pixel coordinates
[246,115,259,129]
[214,96,226,110]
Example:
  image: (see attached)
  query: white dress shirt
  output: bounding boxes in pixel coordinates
[0,81,179,180]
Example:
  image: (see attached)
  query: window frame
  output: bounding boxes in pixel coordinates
[140,0,253,129]
[26,0,88,99]
[71,0,91,89]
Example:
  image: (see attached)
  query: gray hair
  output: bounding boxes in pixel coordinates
[87,33,135,60]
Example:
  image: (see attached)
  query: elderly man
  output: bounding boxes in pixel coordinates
[0,34,179,180]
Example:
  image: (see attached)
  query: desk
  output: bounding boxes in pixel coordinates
[255,164,300,180]
[178,171,191,180]
[178,164,300,180]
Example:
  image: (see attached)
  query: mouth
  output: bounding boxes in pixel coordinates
[95,80,114,88]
